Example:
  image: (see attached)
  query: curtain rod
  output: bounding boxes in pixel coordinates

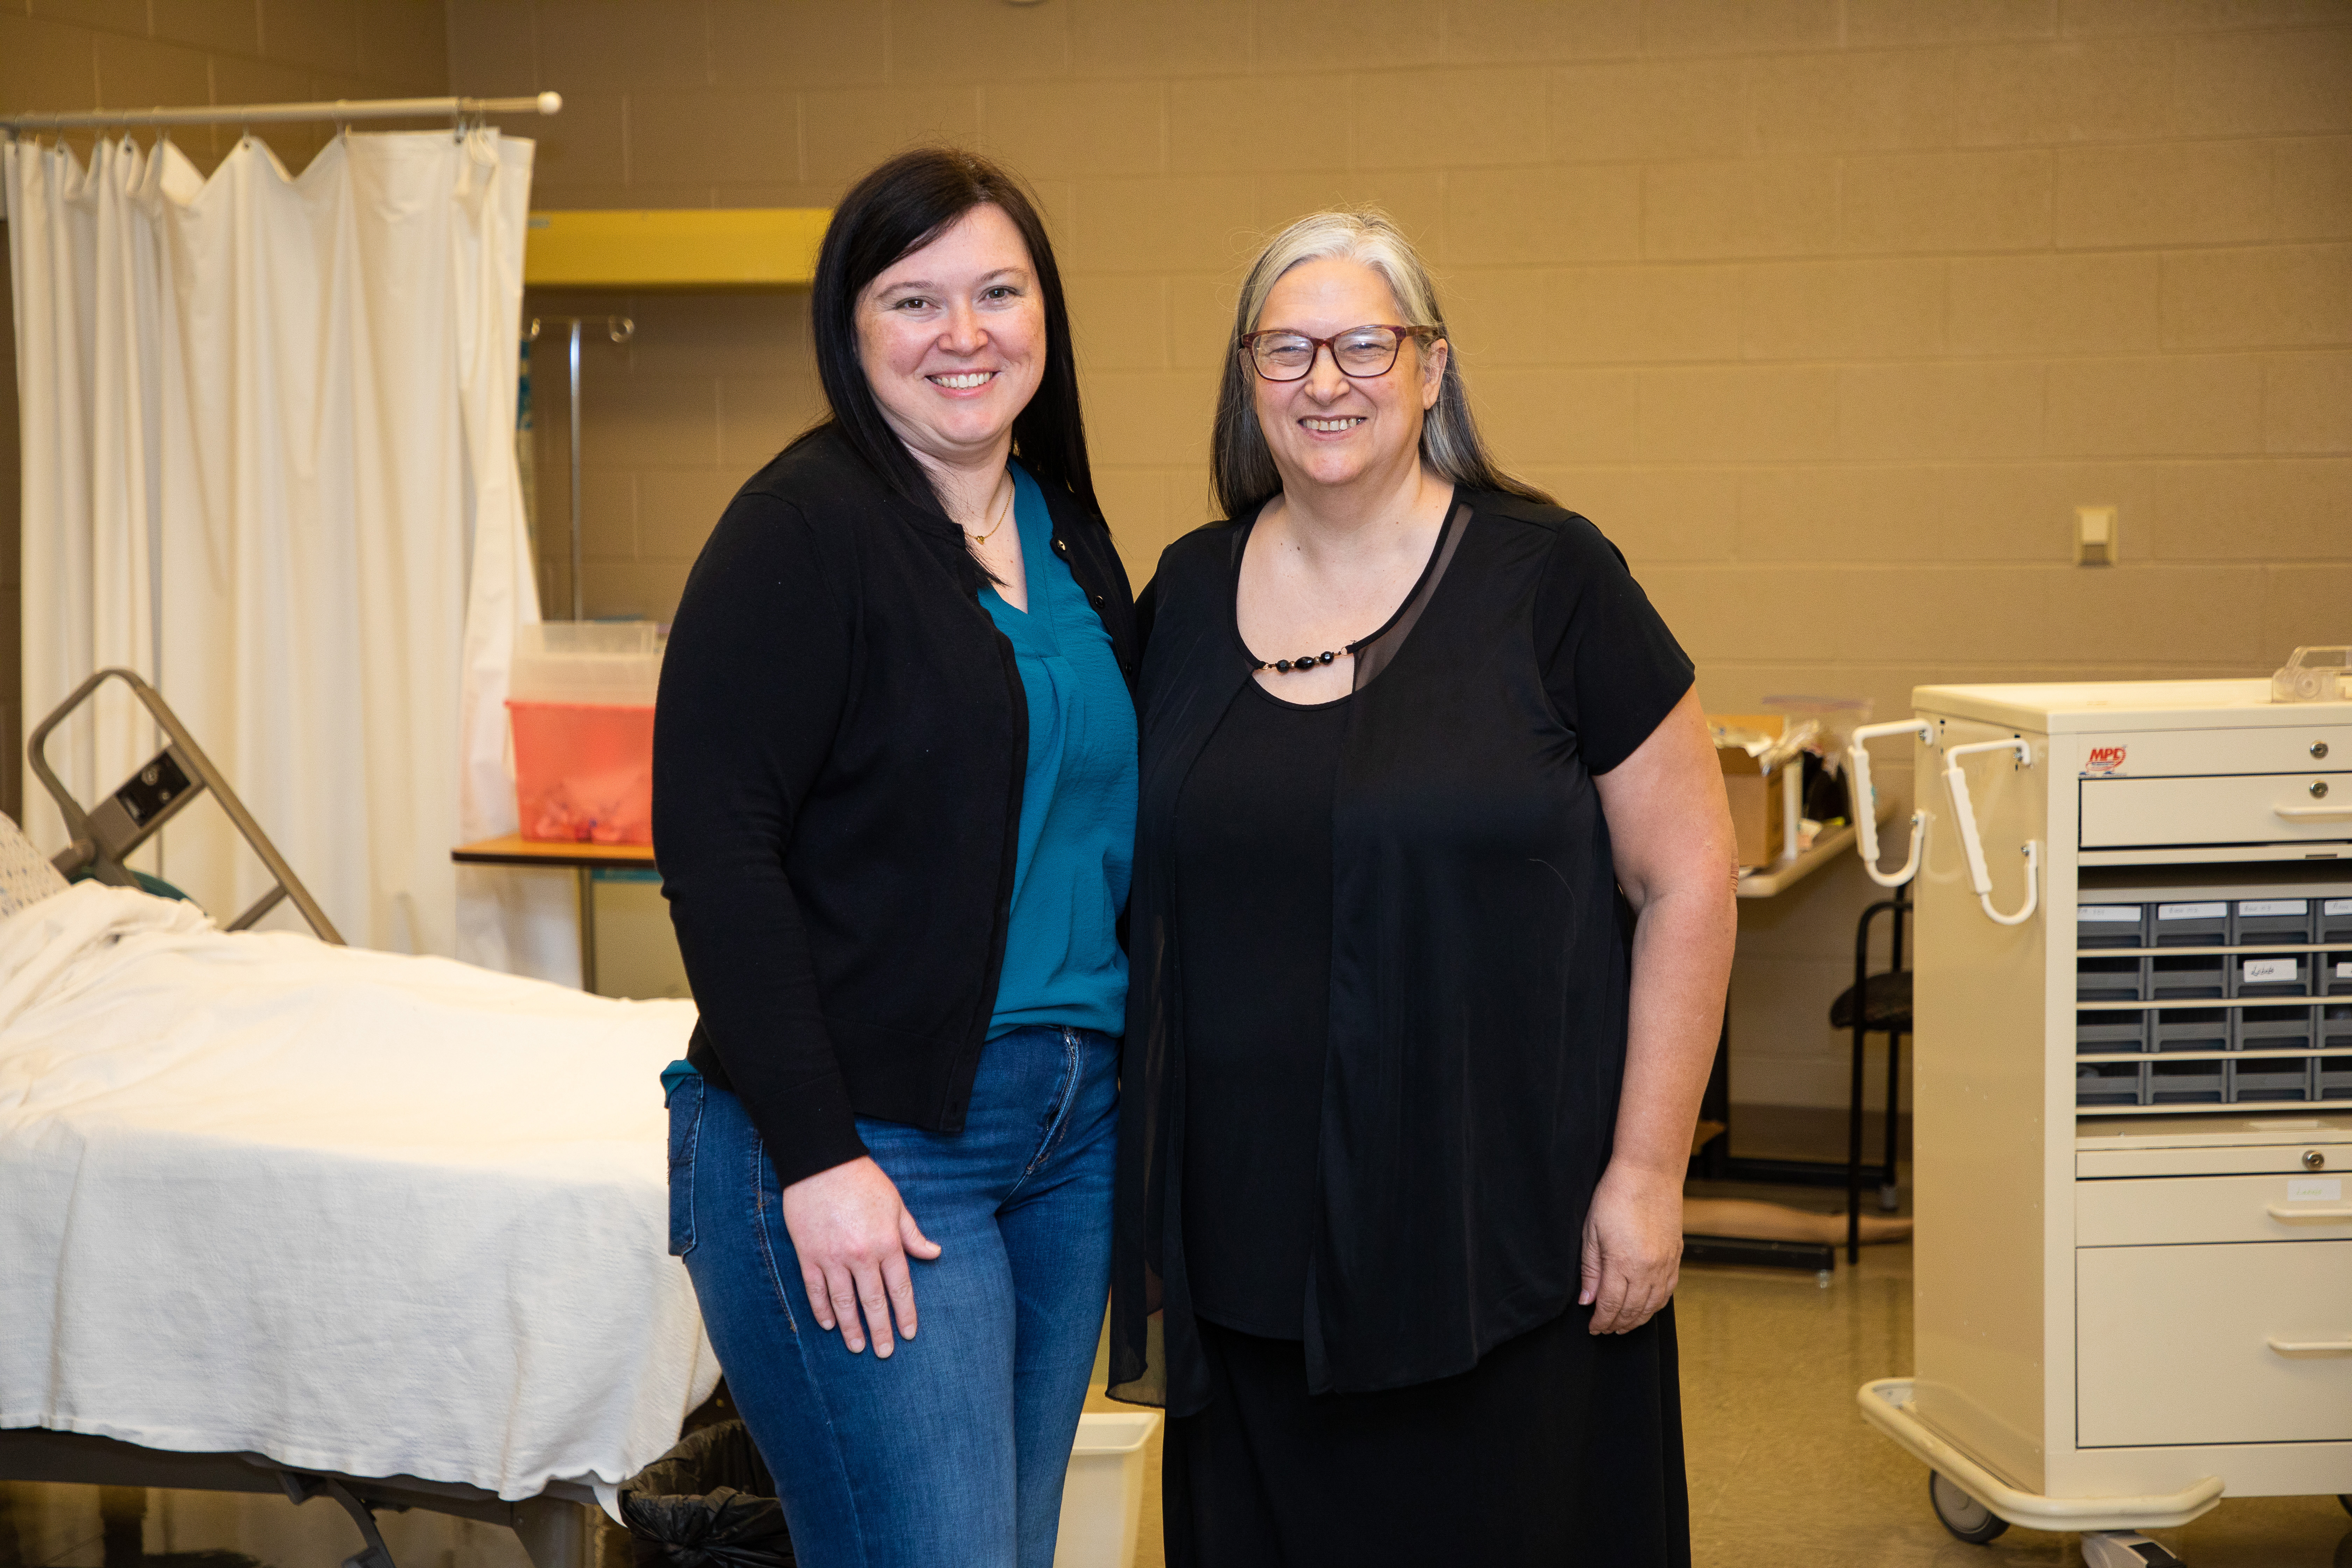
[0,92,561,133]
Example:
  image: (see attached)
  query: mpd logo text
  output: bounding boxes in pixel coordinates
[2084,745,2128,774]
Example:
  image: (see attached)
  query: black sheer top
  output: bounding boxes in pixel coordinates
[1110,489,1693,1412]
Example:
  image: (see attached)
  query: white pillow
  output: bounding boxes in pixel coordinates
[0,813,71,918]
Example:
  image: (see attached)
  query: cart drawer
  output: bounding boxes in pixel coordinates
[2080,774,2351,849]
[2077,1172,2352,1245]
[2078,1240,2352,1447]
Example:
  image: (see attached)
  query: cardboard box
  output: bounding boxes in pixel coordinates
[1713,713,1794,869]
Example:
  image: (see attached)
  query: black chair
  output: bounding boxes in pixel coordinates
[1831,890,1911,1263]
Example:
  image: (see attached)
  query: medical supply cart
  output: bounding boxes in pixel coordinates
[1846,677,2352,1568]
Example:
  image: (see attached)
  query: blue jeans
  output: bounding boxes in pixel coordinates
[667,1024,1118,1568]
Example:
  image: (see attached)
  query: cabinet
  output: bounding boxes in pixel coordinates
[1856,679,2352,1555]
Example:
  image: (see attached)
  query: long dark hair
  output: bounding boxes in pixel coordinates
[802,147,1098,530]
[1211,209,1549,519]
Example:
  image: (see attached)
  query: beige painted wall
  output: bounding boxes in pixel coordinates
[5,1,2347,1130]
[0,0,453,820]
[475,0,2351,1129]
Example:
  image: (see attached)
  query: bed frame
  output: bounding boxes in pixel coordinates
[0,1427,597,1568]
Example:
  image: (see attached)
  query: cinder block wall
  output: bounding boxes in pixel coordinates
[0,0,451,824]
[6,1,2345,1131]
[470,0,2349,1132]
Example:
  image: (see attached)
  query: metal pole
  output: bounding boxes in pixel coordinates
[568,319,584,621]
[578,866,599,993]
[0,92,561,132]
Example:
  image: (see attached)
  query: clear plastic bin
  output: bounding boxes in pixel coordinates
[2152,1007,2228,1054]
[2149,1059,2223,1104]
[507,622,664,845]
[2229,1056,2313,1103]
[2076,1010,2146,1053]
[2323,897,2352,945]
[2320,1053,2352,1100]
[2321,951,2352,997]
[2232,953,2309,998]
[2076,1060,2144,1106]
[2237,1004,2316,1052]
[2152,900,2227,946]
[2077,957,2145,1002]
[2076,903,2147,949]
[2150,954,2225,999]
[2233,897,2314,945]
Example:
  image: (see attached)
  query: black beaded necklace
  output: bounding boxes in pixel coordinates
[1255,638,1370,675]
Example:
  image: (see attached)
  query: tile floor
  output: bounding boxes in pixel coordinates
[8,1229,2349,1568]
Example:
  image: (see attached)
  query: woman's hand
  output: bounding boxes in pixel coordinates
[1578,1162,1683,1335]
[779,1156,941,1357]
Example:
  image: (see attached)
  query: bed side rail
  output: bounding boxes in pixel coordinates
[27,667,343,944]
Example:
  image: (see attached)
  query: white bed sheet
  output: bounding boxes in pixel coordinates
[0,882,719,1500]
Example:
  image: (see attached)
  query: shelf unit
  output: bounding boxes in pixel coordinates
[523,208,831,288]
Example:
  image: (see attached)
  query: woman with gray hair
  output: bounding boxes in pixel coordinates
[1107,210,1735,1562]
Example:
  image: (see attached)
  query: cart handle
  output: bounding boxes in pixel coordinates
[2267,1203,2352,1222]
[1847,720,1935,888]
[1944,737,2039,927]
[2275,805,2352,822]
[2267,1335,2352,1357]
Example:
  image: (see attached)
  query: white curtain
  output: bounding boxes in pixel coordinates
[5,128,578,976]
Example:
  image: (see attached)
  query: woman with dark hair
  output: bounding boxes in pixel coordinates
[653,148,1136,1568]
[1107,209,1736,1564]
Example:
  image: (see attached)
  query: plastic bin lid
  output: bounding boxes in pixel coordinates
[511,621,665,705]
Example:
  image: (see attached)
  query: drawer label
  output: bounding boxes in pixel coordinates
[2157,902,2227,921]
[2328,899,2352,916]
[2337,960,2352,979]
[2243,958,2300,985]
[2238,899,2309,917]
[2288,1177,2342,1203]
[2079,905,2143,923]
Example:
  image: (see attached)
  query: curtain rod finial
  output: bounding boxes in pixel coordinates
[536,92,562,116]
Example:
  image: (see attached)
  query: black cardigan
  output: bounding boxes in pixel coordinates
[1107,489,1693,1413]
[653,425,1139,1188]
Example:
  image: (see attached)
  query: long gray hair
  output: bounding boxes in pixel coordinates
[1209,209,1550,519]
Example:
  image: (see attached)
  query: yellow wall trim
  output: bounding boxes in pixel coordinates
[524,209,830,289]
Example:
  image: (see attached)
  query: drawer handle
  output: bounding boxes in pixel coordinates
[2268,1335,2352,1358]
[2275,805,2352,822]
[2267,1203,2352,1222]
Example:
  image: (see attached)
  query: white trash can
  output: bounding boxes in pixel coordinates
[1052,1411,1160,1568]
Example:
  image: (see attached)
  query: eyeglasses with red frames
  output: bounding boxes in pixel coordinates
[1239,323,1439,382]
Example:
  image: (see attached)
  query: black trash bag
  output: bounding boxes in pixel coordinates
[619,1420,794,1568]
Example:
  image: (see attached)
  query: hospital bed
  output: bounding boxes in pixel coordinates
[0,674,718,1568]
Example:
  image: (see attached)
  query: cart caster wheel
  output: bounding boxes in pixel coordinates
[1928,1472,2008,1544]
[1878,1182,1900,1212]
[2079,1531,2184,1568]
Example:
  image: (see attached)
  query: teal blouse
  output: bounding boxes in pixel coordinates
[976,464,1139,1040]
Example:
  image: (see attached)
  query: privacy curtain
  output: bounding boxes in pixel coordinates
[4,129,576,975]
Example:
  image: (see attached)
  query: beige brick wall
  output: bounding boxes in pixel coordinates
[0,0,451,821]
[477,0,2350,1130]
[10,2,2350,1130]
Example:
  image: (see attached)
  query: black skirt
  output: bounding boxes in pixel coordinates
[1164,1304,1691,1568]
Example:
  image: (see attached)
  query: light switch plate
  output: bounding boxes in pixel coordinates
[2075,504,2118,566]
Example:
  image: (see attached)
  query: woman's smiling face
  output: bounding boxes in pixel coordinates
[1249,256,1446,498]
[855,202,1045,472]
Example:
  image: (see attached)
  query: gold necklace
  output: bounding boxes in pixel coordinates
[963,475,1014,546]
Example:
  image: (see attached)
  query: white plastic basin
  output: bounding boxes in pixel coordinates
[1052,1411,1160,1568]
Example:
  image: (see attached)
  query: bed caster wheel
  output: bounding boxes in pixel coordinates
[1928,1472,2008,1544]
[2079,1532,2184,1567]
[1877,1182,1900,1212]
